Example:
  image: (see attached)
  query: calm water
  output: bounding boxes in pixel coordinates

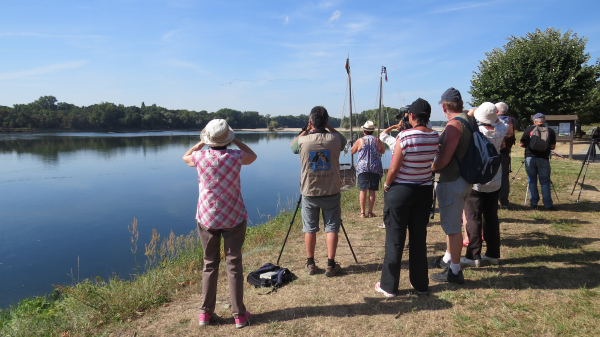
[0,131,392,307]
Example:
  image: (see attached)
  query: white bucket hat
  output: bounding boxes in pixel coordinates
[474,102,498,125]
[362,120,375,131]
[201,119,235,147]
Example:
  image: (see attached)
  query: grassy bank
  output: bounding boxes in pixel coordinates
[2,136,600,336]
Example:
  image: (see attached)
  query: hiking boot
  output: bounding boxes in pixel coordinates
[234,311,251,329]
[375,282,396,298]
[430,267,465,285]
[460,257,481,268]
[325,263,341,277]
[305,263,317,275]
[481,254,499,265]
[198,313,211,326]
[431,256,449,269]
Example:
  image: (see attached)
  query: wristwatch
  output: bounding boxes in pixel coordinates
[384,183,391,190]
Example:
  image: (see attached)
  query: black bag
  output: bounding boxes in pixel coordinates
[246,263,295,289]
[454,117,502,185]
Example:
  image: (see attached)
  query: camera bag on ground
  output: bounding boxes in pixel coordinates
[247,263,295,290]
[529,125,550,152]
[453,117,501,185]
[500,117,516,153]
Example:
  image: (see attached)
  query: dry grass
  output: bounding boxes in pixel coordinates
[105,140,600,337]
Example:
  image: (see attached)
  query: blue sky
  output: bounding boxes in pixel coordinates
[1,0,599,121]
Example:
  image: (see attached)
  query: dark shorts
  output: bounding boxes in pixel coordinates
[358,172,380,191]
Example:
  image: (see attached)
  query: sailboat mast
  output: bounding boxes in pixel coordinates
[378,66,384,135]
[346,57,354,169]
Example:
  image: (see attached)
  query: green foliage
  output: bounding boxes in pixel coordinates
[470,28,600,126]
[267,120,280,131]
[0,98,341,131]
[341,107,400,128]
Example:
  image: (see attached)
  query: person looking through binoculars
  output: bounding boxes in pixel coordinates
[290,106,347,277]
[351,121,385,219]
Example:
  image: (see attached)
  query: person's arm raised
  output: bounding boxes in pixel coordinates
[233,138,257,165]
[183,141,205,167]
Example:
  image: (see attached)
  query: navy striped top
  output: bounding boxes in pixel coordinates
[393,129,439,185]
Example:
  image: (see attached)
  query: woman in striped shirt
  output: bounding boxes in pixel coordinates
[375,98,439,297]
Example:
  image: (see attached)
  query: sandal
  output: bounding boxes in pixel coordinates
[360,213,366,218]
[368,213,376,218]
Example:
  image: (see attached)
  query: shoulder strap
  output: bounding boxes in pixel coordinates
[453,116,474,133]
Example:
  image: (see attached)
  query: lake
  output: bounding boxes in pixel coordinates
[0,131,393,307]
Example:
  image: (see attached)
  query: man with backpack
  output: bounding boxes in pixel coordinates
[495,102,519,209]
[429,88,475,284]
[520,113,556,210]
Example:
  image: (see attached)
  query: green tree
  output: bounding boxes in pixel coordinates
[267,120,280,131]
[470,28,600,126]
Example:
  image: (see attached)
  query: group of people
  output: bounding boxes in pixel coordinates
[181,87,557,328]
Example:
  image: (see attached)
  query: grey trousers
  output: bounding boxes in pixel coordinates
[197,220,247,318]
[499,151,511,206]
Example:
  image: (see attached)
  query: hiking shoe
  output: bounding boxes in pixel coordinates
[198,313,211,326]
[500,204,509,210]
[375,282,396,298]
[430,267,465,285]
[234,311,251,329]
[460,257,481,268]
[431,256,449,269]
[325,263,341,277]
[305,263,317,275]
[481,255,499,265]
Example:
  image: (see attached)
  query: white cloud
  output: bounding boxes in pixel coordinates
[430,1,499,14]
[0,32,106,39]
[0,61,88,80]
[285,16,289,24]
[162,29,181,41]
[167,60,209,74]
[329,10,342,22]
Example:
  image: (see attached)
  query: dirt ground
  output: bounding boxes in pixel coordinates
[108,164,600,337]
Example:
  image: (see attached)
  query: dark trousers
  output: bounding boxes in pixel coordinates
[380,183,432,293]
[464,190,501,259]
[499,151,511,206]
[197,220,247,318]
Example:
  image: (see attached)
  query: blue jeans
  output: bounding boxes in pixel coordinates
[525,157,553,208]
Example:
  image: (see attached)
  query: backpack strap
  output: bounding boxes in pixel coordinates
[453,116,475,133]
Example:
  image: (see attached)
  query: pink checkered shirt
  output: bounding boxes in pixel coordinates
[192,149,248,229]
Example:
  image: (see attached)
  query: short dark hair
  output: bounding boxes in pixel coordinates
[411,112,430,126]
[310,106,329,128]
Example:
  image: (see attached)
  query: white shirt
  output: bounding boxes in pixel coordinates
[473,119,508,192]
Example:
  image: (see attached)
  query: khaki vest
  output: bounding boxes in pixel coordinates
[298,133,342,196]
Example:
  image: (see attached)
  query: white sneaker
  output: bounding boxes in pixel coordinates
[460,256,481,268]
[375,282,396,298]
[481,255,499,265]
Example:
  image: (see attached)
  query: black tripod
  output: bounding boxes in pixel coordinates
[276,195,358,266]
[571,138,600,202]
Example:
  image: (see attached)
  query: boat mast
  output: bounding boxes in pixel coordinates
[346,56,354,169]
[378,66,384,135]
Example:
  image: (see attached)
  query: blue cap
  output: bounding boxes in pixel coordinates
[439,87,462,103]
[533,113,545,119]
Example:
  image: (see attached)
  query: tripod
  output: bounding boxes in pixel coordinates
[276,195,358,266]
[571,138,600,203]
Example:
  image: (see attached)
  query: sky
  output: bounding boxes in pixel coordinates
[1,0,600,121]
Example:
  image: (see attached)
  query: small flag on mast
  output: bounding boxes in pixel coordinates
[383,66,387,81]
[345,58,350,74]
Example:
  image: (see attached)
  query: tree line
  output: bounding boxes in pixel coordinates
[0,96,342,131]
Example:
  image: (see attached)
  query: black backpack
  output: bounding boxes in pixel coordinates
[529,125,550,152]
[453,117,502,185]
[247,263,295,289]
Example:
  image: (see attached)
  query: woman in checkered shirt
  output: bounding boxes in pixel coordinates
[183,119,257,329]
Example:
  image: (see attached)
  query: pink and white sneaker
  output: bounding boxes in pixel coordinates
[198,313,211,326]
[375,282,396,298]
[235,310,251,329]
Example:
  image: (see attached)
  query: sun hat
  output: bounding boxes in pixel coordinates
[362,121,375,131]
[408,98,431,116]
[200,119,235,147]
[439,87,462,103]
[474,102,498,125]
[533,112,546,120]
